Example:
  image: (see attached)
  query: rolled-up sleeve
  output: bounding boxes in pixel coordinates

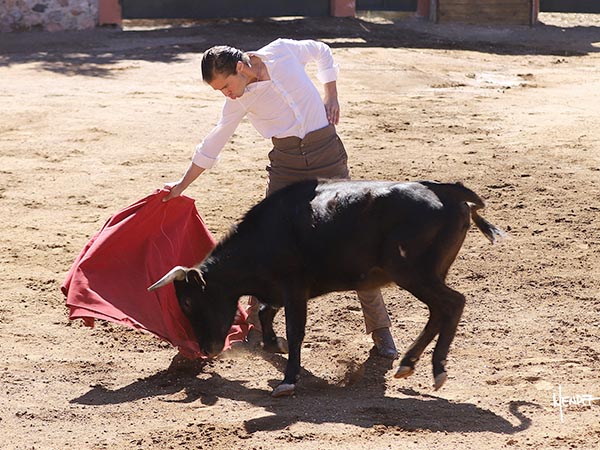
[192,100,245,169]
[316,64,339,84]
[192,143,219,169]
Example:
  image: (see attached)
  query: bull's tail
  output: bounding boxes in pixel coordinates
[421,181,508,244]
[470,209,508,244]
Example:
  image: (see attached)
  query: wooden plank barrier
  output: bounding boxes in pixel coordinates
[436,0,535,25]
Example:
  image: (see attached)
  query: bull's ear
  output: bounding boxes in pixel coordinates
[186,268,206,289]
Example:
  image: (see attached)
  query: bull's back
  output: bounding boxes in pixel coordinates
[235,179,479,264]
[243,179,475,245]
[287,181,450,289]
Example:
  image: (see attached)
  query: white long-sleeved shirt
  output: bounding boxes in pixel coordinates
[192,38,340,169]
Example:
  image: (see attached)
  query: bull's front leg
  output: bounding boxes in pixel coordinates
[271,295,308,398]
[259,305,288,354]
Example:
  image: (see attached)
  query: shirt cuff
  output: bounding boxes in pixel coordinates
[316,64,339,84]
[192,146,219,169]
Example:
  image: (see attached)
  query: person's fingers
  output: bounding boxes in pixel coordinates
[332,108,339,125]
[162,186,180,202]
[328,106,339,125]
[162,182,183,202]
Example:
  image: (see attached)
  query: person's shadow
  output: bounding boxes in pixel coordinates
[71,345,535,435]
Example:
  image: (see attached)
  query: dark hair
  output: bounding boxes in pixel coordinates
[201,46,250,83]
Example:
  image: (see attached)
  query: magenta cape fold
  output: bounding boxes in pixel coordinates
[61,189,250,359]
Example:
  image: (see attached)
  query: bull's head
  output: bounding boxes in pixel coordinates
[148,266,237,358]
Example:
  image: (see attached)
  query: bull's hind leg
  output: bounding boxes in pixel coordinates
[401,203,469,388]
[424,207,469,389]
[394,291,442,380]
[395,282,465,390]
[430,284,465,390]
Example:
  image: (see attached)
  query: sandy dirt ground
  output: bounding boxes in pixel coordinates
[1,12,599,450]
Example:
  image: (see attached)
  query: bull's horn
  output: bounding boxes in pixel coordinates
[147,266,188,291]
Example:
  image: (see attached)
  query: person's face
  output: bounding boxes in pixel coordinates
[209,61,248,100]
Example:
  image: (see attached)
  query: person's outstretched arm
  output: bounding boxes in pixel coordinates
[163,162,205,202]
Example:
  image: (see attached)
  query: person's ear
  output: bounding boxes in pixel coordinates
[236,60,244,74]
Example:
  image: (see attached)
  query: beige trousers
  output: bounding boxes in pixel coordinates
[262,124,391,333]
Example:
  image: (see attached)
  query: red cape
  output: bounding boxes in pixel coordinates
[61,189,250,359]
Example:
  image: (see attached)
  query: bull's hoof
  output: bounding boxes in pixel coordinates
[394,365,415,379]
[262,337,288,354]
[434,372,448,391]
[272,383,295,397]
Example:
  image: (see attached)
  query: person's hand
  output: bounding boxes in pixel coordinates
[324,97,340,126]
[162,181,185,202]
[162,163,205,202]
[323,81,340,126]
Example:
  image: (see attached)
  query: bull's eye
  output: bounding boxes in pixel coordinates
[179,296,194,315]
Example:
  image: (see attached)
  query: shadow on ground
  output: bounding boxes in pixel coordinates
[1,15,598,77]
[72,347,537,435]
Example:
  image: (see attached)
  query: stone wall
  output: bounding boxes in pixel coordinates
[0,0,98,32]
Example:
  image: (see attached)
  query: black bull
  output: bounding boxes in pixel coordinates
[149,179,506,397]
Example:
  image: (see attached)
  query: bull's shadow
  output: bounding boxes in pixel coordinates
[71,346,534,435]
